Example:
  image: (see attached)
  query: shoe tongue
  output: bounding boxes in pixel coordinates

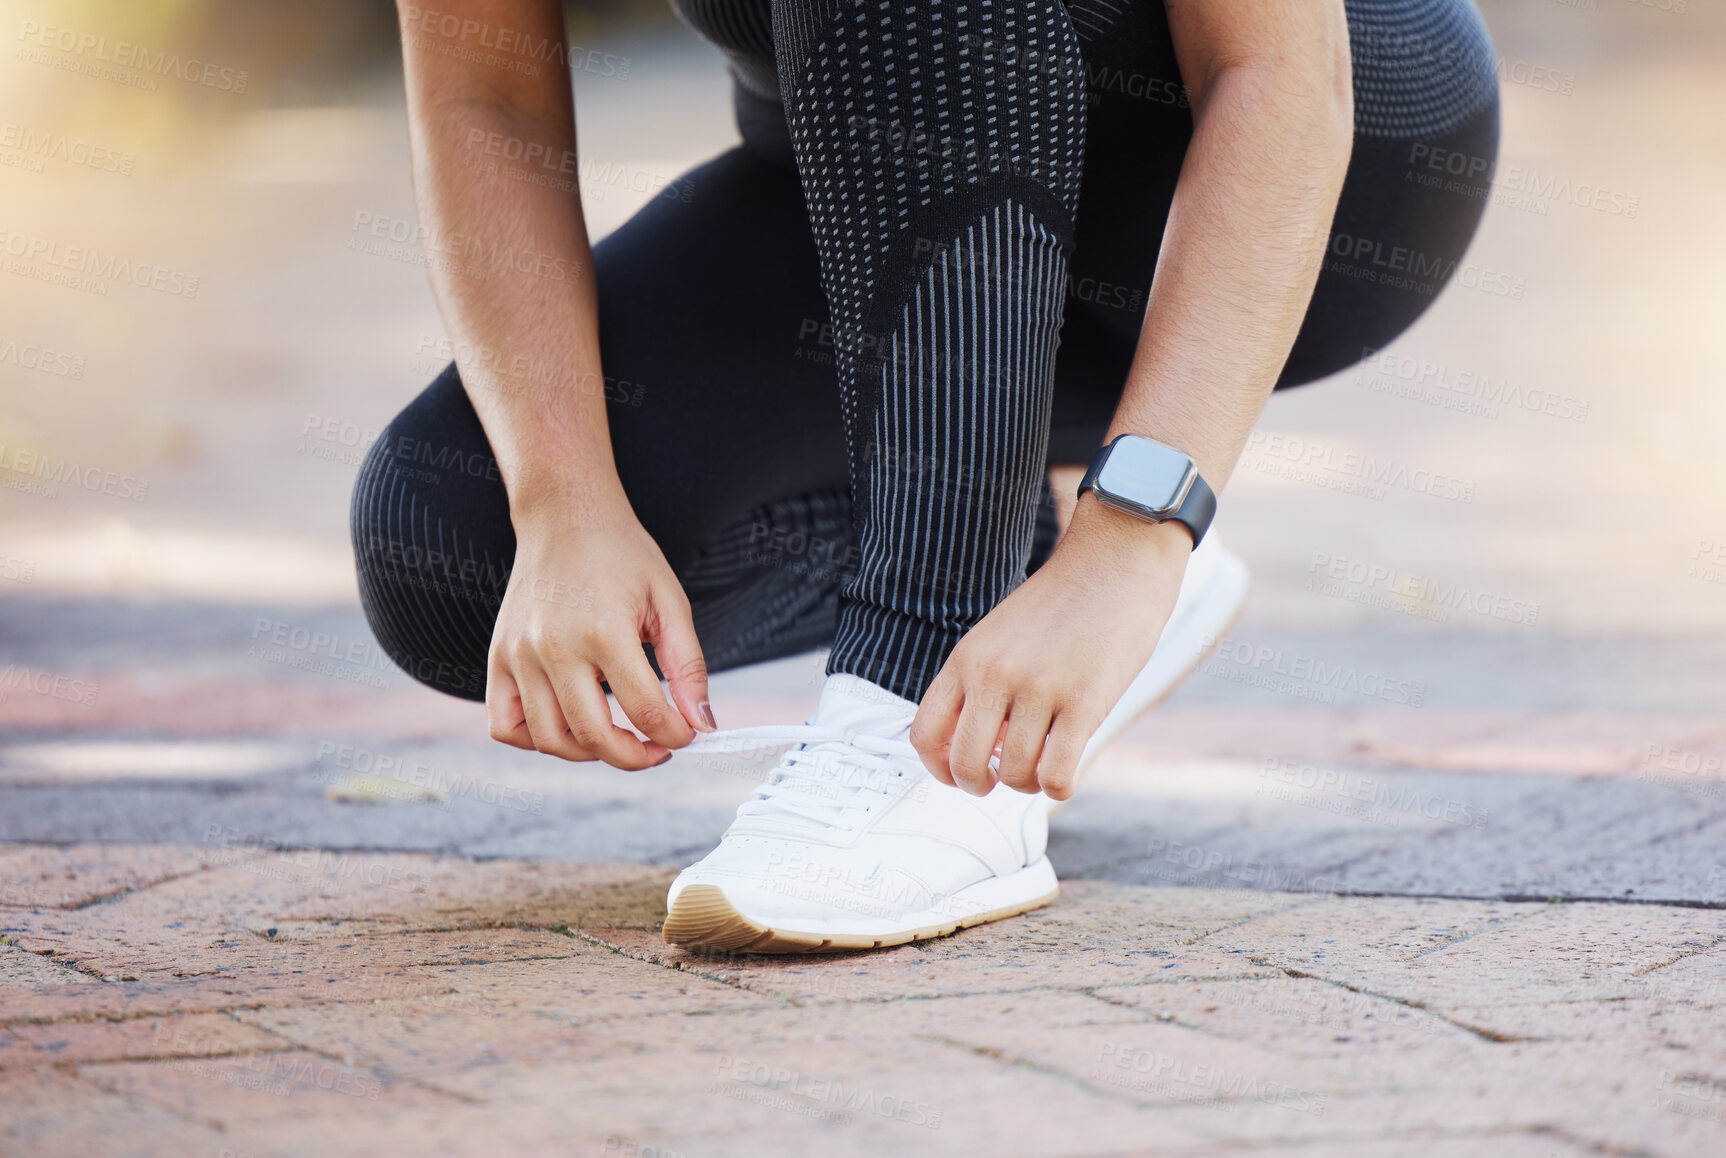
[810,674,917,739]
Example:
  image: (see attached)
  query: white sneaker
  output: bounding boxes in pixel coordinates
[1055,531,1250,804]
[664,674,1057,954]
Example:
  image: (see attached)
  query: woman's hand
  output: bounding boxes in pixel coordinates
[909,504,1191,800]
[905,0,1352,799]
[398,0,692,768]
[486,502,714,769]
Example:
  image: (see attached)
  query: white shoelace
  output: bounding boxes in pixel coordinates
[683,724,923,830]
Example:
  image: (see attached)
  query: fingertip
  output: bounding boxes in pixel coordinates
[918,751,953,787]
[954,767,997,797]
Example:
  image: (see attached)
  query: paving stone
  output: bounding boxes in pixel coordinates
[1636,943,1726,1006]
[589,881,1295,1002]
[236,952,775,1080]
[104,851,670,929]
[0,849,672,982]
[0,1065,237,1156]
[1168,1134,1602,1157]
[0,940,94,988]
[1561,1095,1726,1158]
[1205,898,1726,1009]
[1091,976,1479,1056]
[2,1010,280,1067]
[79,1048,455,1125]
[0,971,454,1027]
[4,855,1725,1154]
[441,1016,1223,1155]
[1433,998,1726,1077]
[0,842,223,909]
[1080,982,1726,1142]
[2,909,583,981]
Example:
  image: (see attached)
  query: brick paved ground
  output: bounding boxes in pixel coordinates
[4,610,1726,1156]
[4,837,1725,1156]
[6,3,1726,1154]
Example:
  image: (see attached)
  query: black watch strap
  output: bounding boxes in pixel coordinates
[1078,441,1217,548]
[1170,470,1216,548]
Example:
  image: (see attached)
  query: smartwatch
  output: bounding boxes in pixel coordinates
[1076,434,1216,547]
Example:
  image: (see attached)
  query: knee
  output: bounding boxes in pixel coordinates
[349,364,509,702]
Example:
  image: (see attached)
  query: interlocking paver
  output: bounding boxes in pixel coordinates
[4,847,1725,1156]
[2,1010,279,1068]
[79,1048,455,1124]
[0,843,221,909]
[1203,896,1726,1008]
[0,941,93,989]
[0,1065,236,1156]
[589,881,1294,1002]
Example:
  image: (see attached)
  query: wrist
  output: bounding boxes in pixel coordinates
[508,467,633,536]
[1061,494,1193,568]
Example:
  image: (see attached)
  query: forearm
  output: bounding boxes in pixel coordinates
[1102,7,1354,498]
[398,3,625,529]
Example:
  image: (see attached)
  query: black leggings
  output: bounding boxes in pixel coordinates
[352,0,1500,702]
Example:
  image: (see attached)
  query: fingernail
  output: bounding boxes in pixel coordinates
[698,701,716,732]
[653,751,674,767]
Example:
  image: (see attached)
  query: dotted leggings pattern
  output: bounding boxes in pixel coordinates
[772,0,1089,699]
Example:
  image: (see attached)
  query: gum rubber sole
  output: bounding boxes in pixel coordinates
[661,879,1061,955]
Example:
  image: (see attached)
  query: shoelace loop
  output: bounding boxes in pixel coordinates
[683,724,923,830]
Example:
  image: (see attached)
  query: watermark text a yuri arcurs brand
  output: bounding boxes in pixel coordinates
[711,1054,943,1129]
[1353,346,1589,425]
[599,1137,688,1158]
[1635,743,1726,803]
[248,617,396,690]
[1300,226,1527,302]
[1651,1068,1726,1126]
[1199,633,1428,708]
[298,413,379,470]
[201,823,427,898]
[1404,143,1640,220]
[0,443,150,504]
[1,119,136,178]
[1306,550,1542,628]
[347,210,582,287]
[313,740,547,815]
[1136,837,1370,909]
[2,226,199,300]
[457,128,692,206]
[1688,538,1726,586]
[412,333,647,409]
[14,19,250,94]
[1091,1042,1327,1114]
[1547,0,1688,17]
[1203,982,1448,1038]
[1240,431,1477,506]
[248,616,483,696]
[400,6,631,81]
[0,663,99,709]
[148,1023,382,1102]
[1259,756,1491,830]
[1,333,86,380]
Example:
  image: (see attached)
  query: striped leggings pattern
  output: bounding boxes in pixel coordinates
[773,0,1088,700]
[350,440,497,700]
[351,412,1063,699]
[352,0,1501,706]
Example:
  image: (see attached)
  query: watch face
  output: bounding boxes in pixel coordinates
[1096,436,1194,515]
